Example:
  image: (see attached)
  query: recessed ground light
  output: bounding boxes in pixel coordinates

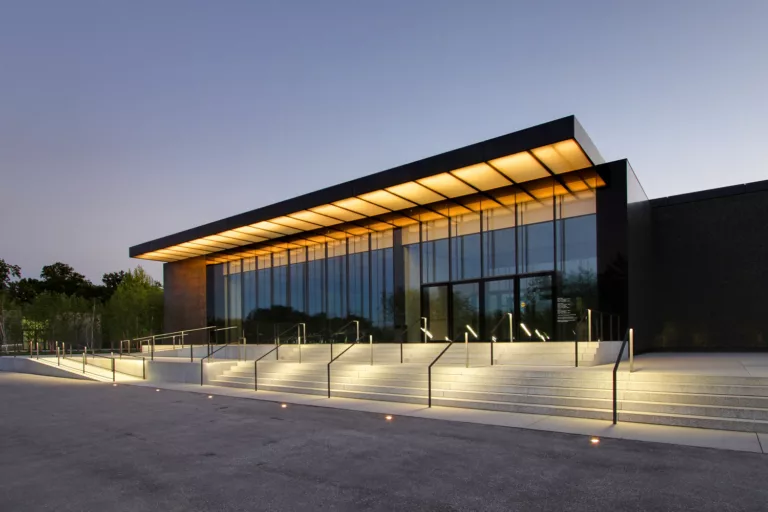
[281,403,287,408]
[590,437,600,445]
[207,395,213,399]
[155,389,160,392]
[385,415,393,421]
[112,384,117,387]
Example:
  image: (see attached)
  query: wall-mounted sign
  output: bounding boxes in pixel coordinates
[557,297,577,323]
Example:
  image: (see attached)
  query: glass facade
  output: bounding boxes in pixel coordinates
[208,188,597,343]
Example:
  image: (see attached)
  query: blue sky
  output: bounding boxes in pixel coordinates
[1,0,766,282]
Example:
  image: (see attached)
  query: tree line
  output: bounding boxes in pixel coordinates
[0,258,163,350]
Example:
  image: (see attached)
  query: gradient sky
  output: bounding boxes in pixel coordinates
[1,0,767,284]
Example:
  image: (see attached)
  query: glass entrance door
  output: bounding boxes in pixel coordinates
[518,274,553,341]
[484,279,515,341]
[422,285,449,341]
[452,282,480,341]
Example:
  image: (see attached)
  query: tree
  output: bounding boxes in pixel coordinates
[102,266,163,342]
[0,259,22,346]
[40,262,91,296]
[0,259,21,290]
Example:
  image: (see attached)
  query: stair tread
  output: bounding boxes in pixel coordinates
[620,409,768,425]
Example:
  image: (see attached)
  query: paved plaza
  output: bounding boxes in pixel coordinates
[1,372,766,511]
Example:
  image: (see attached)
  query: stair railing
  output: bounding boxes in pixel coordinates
[612,328,633,424]
[427,342,453,408]
[200,335,244,386]
[253,345,280,391]
[327,342,358,398]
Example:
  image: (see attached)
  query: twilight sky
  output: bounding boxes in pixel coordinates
[1,0,767,284]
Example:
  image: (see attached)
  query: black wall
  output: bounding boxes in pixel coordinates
[649,181,768,351]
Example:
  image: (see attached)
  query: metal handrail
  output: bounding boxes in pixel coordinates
[327,343,358,398]
[200,335,243,386]
[427,342,453,408]
[612,328,631,424]
[253,345,280,391]
[85,351,142,382]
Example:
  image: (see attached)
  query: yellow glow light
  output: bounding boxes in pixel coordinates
[590,437,600,445]
[417,173,475,198]
[281,403,287,408]
[489,152,549,183]
[451,163,510,191]
[385,415,393,421]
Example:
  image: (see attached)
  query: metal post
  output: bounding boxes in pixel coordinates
[354,321,360,343]
[370,334,373,366]
[57,342,60,366]
[490,335,494,366]
[82,350,85,374]
[190,332,194,362]
[142,357,146,380]
[508,312,513,342]
[629,328,634,373]
[36,342,39,360]
[587,309,592,345]
[112,359,115,382]
[254,360,258,391]
[421,317,427,343]
[400,342,403,364]
[464,332,469,368]
[151,335,155,361]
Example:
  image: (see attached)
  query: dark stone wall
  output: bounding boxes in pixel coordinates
[163,257,207,344]
[650,182,768,351]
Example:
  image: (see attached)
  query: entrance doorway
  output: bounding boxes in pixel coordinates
[423,273,554,342]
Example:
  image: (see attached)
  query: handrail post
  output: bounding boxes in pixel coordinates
[189,332,193,362]
[629,328,634,372]
[587,309,592,345]
[465,332,469,368]
[490,337,494,366]
[421,317,428,343]
[143,357,146,380]
[151,335,155,361]
[369,335,373,366]
[112,358,115,382]
[82,350,85,374]
[36,342,39,360]
[508,312,513,342]
[400,342,403,364]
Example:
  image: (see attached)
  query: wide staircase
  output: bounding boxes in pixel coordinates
[207,342,768,433]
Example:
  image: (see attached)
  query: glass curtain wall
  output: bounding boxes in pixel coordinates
[208,185,597,343]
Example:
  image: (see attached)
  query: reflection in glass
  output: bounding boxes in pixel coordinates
[483,207,516,277]
[484,279,515,341]
[422,219,449,283]
[452,282,480,341]
[403,244,421,342]
[422,286,449,341]
[519,275,553,341]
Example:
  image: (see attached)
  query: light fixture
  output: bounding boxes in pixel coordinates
[535,329,546,342]
[590,437,600,445]
[491,336,497,342]
[281,403,287,408]
[420,328,433,339]
[207,395,213,399]
[520,323,532,337]
[155,389,160,392]
[385,415,393,421]
[112,384,117,387]
[465,325,478,339]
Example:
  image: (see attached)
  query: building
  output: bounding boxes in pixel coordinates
[129,116,768,353]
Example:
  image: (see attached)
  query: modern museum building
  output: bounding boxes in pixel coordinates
[130,116,768,354]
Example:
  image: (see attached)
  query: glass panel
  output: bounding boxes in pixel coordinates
[290,248,306,313]
[452,282,480,341]
[327,250,347,321]
[273,252,288,307]
[483,207,516,277]
[226,265,242,341]
[518,200,554,273]
[307,245,325,317]
[404,244,421,342]
[556,212,597,340]
[519,275,553,341]
[371,247,394,338]
[348,252,369,320]
[243,269,257,339]
[422,286,449,341]
[451,213,481,281]
[484,279,515,341]
[422,219,449,283]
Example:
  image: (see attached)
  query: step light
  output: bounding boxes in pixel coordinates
[520,323,532,337]
[420,328,433,339]
[465,325,478,339]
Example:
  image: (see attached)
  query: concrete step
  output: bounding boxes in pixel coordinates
[330,389,426,405]
[622,390,768,408]
[431,396,613,421]
[618,410,768,434]
[620,400,768,421]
